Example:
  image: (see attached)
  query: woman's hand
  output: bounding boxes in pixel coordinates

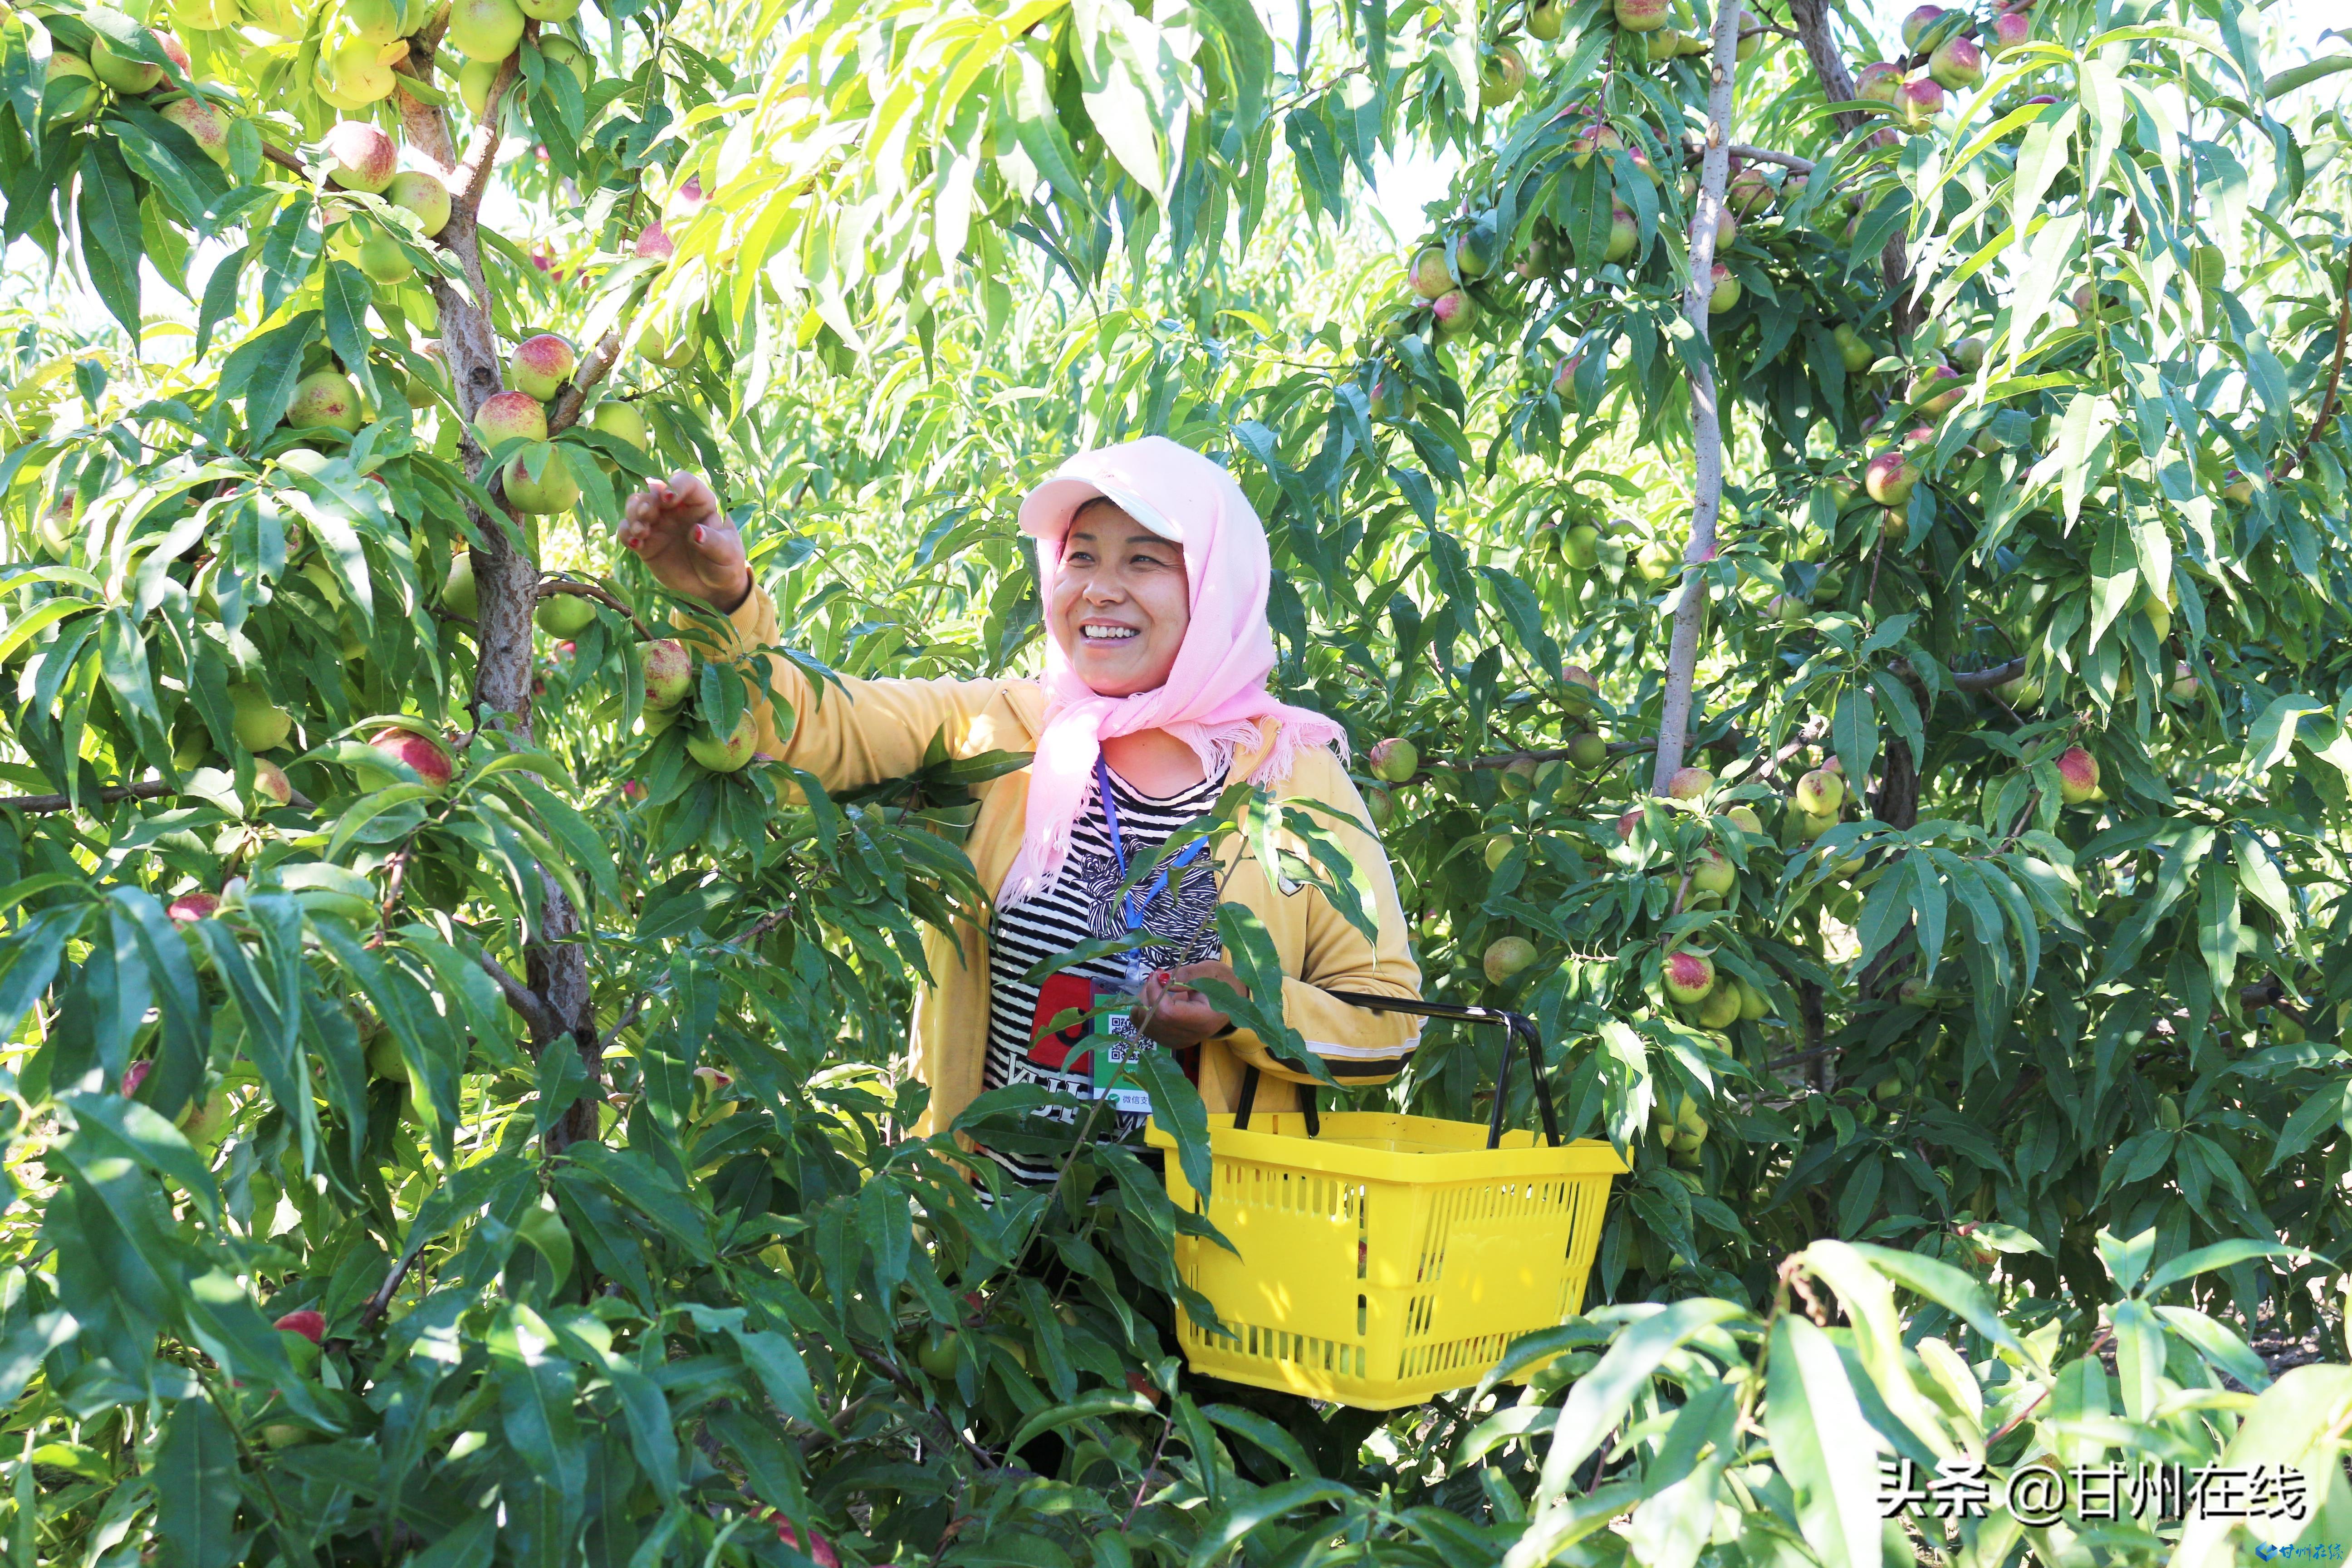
[619,472,753,612]
[1134,961,1247,1049]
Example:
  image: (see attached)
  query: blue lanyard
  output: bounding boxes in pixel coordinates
[1096,755,1209,934]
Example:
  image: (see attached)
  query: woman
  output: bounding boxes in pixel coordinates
[618,436,1421,1180]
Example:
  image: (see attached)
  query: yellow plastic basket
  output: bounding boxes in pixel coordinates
[1144,996,1625,1410]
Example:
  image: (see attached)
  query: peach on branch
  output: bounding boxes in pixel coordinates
[1833,324,1873,373]
[322,120,398,192]
[686,711,759,774]
[1367,737,1419,784]
[2055,745,2099,804]
[274,1308,327,1344]
[1725,804,1764,834]
[160,95,231,164]
[1951,334,1987,372]
[457,57,500,116]
[289,368,365,431]
[503,450,579,515]
[1563,523,1601,568]
[386,169,452,237]
[1989,8,2031,56]
[1666,765,1714,800]
[589,401,650,451]
[1793,768,1843,815]
[1707,263,1740,313]
[168,890,221,923]
[634,220,676,260]
[1895,77,1945,128]
[535,592,596,637]
[1662,948,1716,1005]
[1695,980,1741,1028]
[641,639,693,708]
[1479,43,1526,104]
[1568,731,1608,768]
[1911,363,1963,415]
[508,334,577,401]
[518,0,582,20]
[1690,848,1735,896]
[1568,120,1622,169]
[1562,665,1600,709]
[441,554,478,619]
[446,0,526,61]
[1528,0,1562,39]
[1430,289,1478,338]
[1855,61,1902,105]
[43,54,102,121]
[1614,0,1668,30]
[473,389,548,448]
[356,234,413,285]
[1899,4,1945,51]
[1368,369,1415,422]
[317,33,400,103]
[252,758,294,807]
[1604,203,1638,264]
[1864,447,1919,507]
[173,0,244,27]
[1725,164,1773,217]
[228,682,293,751]
[89,36,165,94]
[358,727,456,793]
[1409,245,1453,297]
[1484,936,1537,985]
[1929,34,1983,90]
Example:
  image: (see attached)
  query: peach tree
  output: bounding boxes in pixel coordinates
[4,0,2352,1561]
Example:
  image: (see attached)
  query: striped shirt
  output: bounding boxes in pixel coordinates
[980,766,1227,1183]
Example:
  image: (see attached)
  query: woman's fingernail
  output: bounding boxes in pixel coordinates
[692,525,706,544]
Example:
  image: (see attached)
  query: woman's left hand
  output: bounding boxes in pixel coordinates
[1134,961,1248,1049]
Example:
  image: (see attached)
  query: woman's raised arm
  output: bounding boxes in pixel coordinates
[619,474,1031,791]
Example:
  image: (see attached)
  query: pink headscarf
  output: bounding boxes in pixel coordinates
[1000,436,1348,908]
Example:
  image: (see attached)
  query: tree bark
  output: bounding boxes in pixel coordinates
[398,35,604,1150]
[1648,0,1744,794]
[1785,0,1918,343]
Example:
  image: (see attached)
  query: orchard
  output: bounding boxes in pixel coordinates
[1,0,2352,1558]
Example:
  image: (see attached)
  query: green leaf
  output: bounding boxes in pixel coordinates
[1765,1314,1884,1568]
[152,1398,241,1568]
[1186,1479,1357,1568]
[1533,1299,1749,1506]
[76,140,145,344]
[2141,1238,2302,1298]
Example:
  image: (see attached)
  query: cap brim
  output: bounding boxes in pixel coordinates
[1018,473,1185,547]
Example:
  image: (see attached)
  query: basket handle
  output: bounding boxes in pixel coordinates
[1229,994,1560,1151]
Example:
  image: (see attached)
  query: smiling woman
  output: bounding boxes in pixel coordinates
[616,436,1426,1183]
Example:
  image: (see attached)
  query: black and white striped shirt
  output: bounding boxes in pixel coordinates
[980,766,1227,1184]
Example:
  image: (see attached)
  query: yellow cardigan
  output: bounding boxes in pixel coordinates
[694,585,1425,1138]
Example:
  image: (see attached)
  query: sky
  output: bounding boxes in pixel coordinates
[1367,0,2347,238]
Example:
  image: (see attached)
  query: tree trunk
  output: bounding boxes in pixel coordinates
[1785,0,1919,343]
[396,38,605,1151]
[1649,0,1745,794]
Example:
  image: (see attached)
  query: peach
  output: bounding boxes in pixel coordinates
[323,120,397,193]
[508,333,577,401]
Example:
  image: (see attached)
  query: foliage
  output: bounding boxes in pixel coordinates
[0,0,2350,1561]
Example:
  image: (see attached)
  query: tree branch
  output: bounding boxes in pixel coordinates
[1651,0,1744,794]
[2284,246,2352,480]
[1786,0,1916,340]
[1952,657,2028,692]
[0,780,173,813]
[479,951,562,1040]
[1421,739,1658,774]
[546,328,628,436]
[1724,143,1815,173]
[535,575,652,639]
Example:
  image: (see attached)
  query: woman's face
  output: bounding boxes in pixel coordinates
[1049,502,1190,697]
